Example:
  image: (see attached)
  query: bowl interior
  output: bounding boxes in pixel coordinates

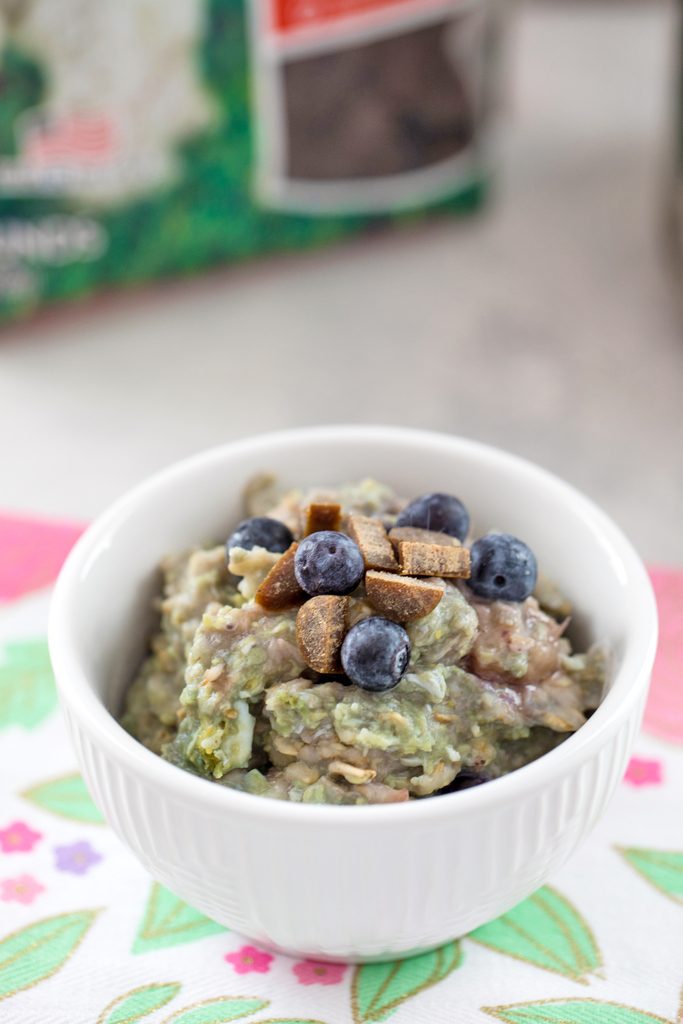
[59,427,649,728]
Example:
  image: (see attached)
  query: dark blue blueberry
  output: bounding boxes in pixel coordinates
[226,516,293,555]
[294,531,364,596]
[396,492,469,540]
[469,533,537,602]
[438,770,491,794]
[340,617,411,692]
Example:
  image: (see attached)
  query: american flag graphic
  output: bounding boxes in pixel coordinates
[21,111,117,167]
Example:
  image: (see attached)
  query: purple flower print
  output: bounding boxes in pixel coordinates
[54,840,102,875]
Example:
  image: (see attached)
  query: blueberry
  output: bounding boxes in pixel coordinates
[226,516,293,554]
[294,531,364,596]
[396,492,469,540]
[340,617,410,691]
[469,533,537,602]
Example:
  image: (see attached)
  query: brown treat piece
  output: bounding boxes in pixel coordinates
[254,543,305,610]
[365,570,443,621]
[305,502,342,535]
[296,595,349,673]
[347,515,399,572]
[389,526,461,549]
[398,541,471,579]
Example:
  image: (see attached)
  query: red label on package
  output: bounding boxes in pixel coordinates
[273,0,420,32]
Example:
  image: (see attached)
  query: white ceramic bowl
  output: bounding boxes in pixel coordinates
[49,426,657,962]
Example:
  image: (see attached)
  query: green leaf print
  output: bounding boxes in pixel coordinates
[163,998,270,1024]
[132,882,226,954]
[0,638,56,730]
[97,982,181,1024]
[618,847,683,905]
[469,886,602,983]
[484,999,673,1024]
[0,908,100,1002]
[351,940,462,1023]
[21,772,104,824]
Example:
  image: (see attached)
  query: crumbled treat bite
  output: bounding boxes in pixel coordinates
[398,541,471,578]
[296,594,349,672]
[305,502,342,535]
[229,546,281,599]
[328,760,376,785]
[365,570,444,621]
[534,571,573,620]
[347,514,399,572]
[255,543,305,610]
[389,526,462,549]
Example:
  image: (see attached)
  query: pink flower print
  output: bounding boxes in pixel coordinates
[0,821,42,854]
[293,959,347,986]
[54,840,102,875]
[645,568,683,744]
[624,756,663,787]
[0,514,84,602]
[224,944,273,974]
[0,874,44,905]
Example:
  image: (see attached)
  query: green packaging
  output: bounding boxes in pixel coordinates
[0,0,498,323]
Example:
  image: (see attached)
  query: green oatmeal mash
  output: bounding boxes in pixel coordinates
[121,478,606,804]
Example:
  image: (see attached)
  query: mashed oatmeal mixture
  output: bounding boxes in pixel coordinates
[121,477,606,805]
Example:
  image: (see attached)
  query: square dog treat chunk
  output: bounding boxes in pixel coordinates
[389,526,462,549]
[296,595,349,673]
[255,543,305,610]
[347,514,399,572]
[305,502,342,535]
[366,570,443,621]
[398,541,471,578]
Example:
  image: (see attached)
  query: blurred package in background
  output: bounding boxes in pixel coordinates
[0,0,501,323]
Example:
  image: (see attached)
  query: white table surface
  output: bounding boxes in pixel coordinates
[1,0,681,564]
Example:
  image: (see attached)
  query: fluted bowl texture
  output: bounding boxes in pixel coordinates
[48,426,658,961]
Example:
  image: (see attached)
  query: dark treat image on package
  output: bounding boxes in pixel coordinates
[283,20,476,181]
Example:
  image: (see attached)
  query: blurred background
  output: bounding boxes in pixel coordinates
[0,0,681,564]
